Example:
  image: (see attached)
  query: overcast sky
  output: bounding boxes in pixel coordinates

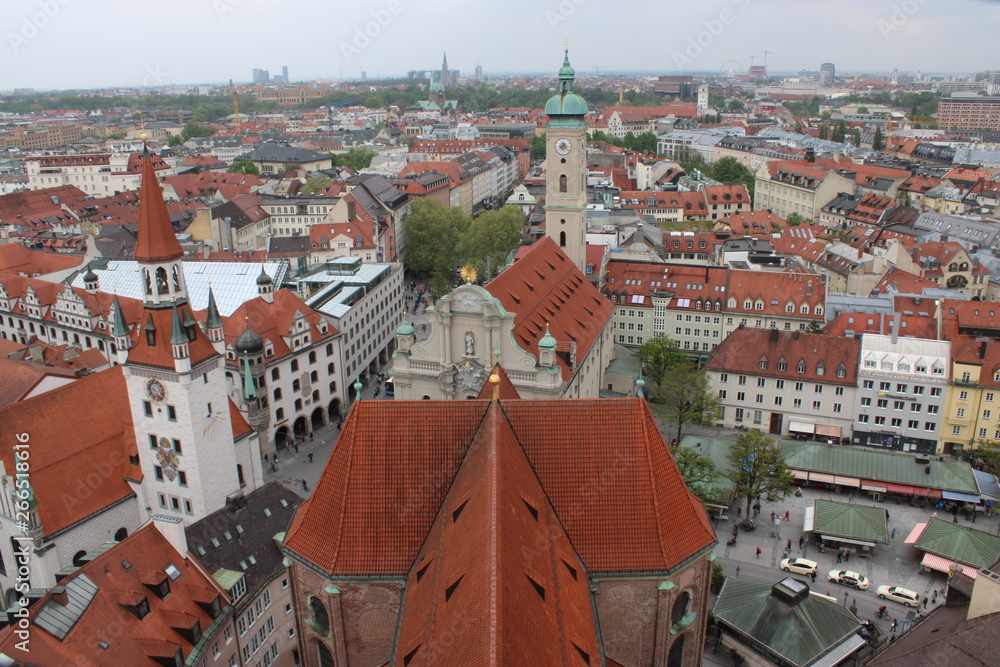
[3,0,995,90]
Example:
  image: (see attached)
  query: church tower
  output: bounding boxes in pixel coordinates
[441,51,450,87]
[124,149,255,525]
[544,50,589,274]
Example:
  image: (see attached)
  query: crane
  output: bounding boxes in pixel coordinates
[759,50,771,72]
[593,66,612,76]
[229,79,241,134]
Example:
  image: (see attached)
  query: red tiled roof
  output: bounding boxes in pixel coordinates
[0,523,228,666]
[486,237,613,381]
[719,211,789,234]
[283,398,715,577]
[872,266,941,296]
[725,269,825,317]
[393,401,600,665]
[475,365,521,400]
[705,328,860,385]
[229,397,252,439]
[703,184,750,204]
[0,367,137,535]
[0,244,83,276]
[215,291,337,365]
[308,221,376,250]
[134,153,184,263]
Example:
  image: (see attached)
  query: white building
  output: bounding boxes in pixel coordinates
[25,151,177,196]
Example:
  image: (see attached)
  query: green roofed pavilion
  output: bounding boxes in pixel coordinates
[811,499,889,544]
[913,517,1000,569]
[712,578,863,667]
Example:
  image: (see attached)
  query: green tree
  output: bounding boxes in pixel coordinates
[300,177,334,194]
[672,445,721,504]
[856,106,869,115]
[832,120,846,143]
[818,123,828,140]
[227,160,259,175]
[727,99,745,111]
[631,131,659,154]
[330,148,377,171]
[786,212,811,226]
[167,134,183,147]
[872,126,885,151]
[726,429,795,518]
[794,120,803,134]
[402,198,470,278]
[531,133,546,161]
[636,335,684,401]
[658,363,722,443]
[179,120,216,141]
[458,206,523,281]
[967,440,1000,477]
[852,128,862,147]
[364,94,384,108]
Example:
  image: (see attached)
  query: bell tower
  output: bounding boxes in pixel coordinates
[544,49,589,274]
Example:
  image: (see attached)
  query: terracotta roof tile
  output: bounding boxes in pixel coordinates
[0,244,83,276]
[705,328,860,385]
[486,238,613,381]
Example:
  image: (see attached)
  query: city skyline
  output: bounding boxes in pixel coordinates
[2,0,998,90]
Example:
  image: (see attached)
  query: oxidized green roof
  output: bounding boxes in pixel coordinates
[812,499,888,543]
[545,49,588,120]
[914,517,1000,569]
[396,317,414,337]
[212,568,245,591]
[712,578,861,667]
[678,435,981,496]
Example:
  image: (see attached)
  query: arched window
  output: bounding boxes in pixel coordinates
[667,633,686,667]
[559,231,566,247]
[72,550,88,567]
[114,527,128,541]
[155,267,168,295]
[309,596,330,636]
[172,266,181,292]
[559,174,567,193]
[317,642,335,667]
[671,591,691,626]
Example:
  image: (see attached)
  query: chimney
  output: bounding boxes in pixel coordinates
[347,198,356,221]
[891,312,900,344]
[152,514,188,557]
[805,147,816,163]
[935,300,943,340]
[50,586,69,607]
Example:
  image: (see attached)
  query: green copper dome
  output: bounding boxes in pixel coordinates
[545,49,588,122]
[538,324,557,350]
[396,317,415,337]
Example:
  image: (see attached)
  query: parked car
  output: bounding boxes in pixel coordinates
[876,585,919,607]
[780,558,819,575]
[827,570,870,590]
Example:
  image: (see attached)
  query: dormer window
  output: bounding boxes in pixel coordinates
[796,361,806,374]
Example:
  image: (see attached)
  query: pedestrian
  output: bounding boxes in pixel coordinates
[735,566,740,578]
[309,432,314,442]
[308,453,314,463]
[953,515,959,523]
[810,571,817,582]
[837,552,843,564]
[891,528,897,539]
[732,526,738,537]
[784,510,790,521]
[922,597,927,609]
[891,619,898,633]
[737,506,742,518]
[973,511,977,523]
[301,479,308,492]
[294,442,299,453]
[931,591,937,603]
[844,550,850,563]
[756,547,762,559]
[799,536,805,548]
[786,538,792,550]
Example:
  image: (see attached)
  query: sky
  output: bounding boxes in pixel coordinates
[3,0,997,90]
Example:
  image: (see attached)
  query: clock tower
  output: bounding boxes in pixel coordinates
[544,49,589,274]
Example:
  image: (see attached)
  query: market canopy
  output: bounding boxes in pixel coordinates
[913,518,1000,569]
[811,499,889,544]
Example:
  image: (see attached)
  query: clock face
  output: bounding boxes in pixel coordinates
[146,378,166,402]
[554,138,572,155]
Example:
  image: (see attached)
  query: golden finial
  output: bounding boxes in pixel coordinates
[564,38,570,49]
[140,132,148,142]
[489,372,501,401]
[460,264,477,284]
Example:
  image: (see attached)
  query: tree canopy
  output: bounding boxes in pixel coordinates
[726,429,795,517]
[300,177,334,195]
[227,160,259,175]
[329,148,377,171]
[672,445,723,504]
[872,126,885,151]
[403,199,470,281]
[656,362,722,443]
[636,335,684,401]
[531,134,546,161]
[458,206,523,282]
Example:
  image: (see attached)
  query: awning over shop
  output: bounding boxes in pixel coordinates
[821,535,875,548]
[815,424,842,438]
[810,472,836,484]
[911,487,943,499]
[834,476,861,488]
[904,522,927,544]
[810,634,868,667]
[803,505,815,533]
[791,469,809,480]
[886,482,917,495]
[942,490,982,503]
[861,481,887,493]
[921,552,979,579]
[788,421,815,434]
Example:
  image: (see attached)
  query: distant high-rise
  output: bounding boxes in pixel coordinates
[282,65,289,84]
[361,70,367,81]
[820,62,836,84]
[475,64,483,79]
[252,68,269,84]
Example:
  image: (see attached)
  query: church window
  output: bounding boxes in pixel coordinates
[143,269,152,295]
[155,268,168,295]
[560,231,566,247]
[171,266,181,292]
[559,174,567,192]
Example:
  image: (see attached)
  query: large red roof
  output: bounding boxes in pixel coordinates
[134,153,184,263]
[0,244,83,276]
[486,237,613,381]
[283,398,715,577]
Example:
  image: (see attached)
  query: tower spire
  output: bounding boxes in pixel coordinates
[134,152,183,263]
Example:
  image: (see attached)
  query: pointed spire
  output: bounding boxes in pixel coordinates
[169,304,187,345]
[205,287,223,329]
[242,352,257,400]
[134,151,184,263]
[111,296,129,337]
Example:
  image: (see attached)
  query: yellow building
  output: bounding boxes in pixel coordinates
[941,340,1000,455]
